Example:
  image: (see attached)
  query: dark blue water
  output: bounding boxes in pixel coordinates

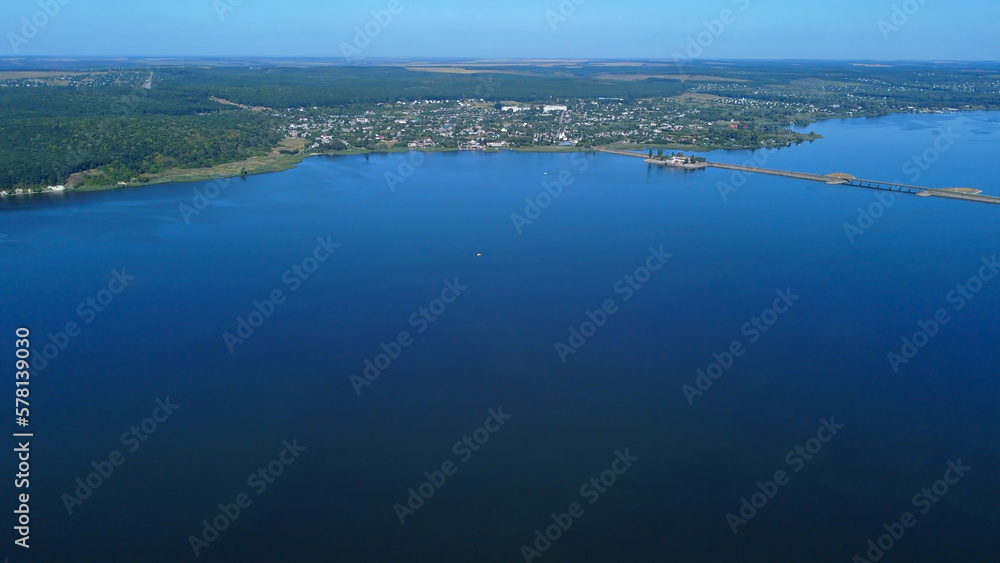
[2,112,998,562]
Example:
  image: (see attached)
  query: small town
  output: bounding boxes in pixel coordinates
[286,95,829,154]
[1,65,992,194]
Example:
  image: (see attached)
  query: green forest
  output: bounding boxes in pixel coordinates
[0,77,284,190]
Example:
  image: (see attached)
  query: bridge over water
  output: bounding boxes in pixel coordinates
[596,148,1000,206]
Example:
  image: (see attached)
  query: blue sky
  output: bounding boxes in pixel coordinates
[1,0,994,60]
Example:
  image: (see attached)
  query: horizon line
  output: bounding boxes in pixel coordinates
[4,56,1000,64]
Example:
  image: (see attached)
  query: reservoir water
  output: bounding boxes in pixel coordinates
[2,112,998,562]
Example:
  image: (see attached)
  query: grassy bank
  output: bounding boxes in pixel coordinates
[63,135,817,195]
[72,138,311,192]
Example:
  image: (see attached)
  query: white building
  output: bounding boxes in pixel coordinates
[543,105,568,113]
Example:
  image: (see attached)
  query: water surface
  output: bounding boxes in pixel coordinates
[1,112,998,562]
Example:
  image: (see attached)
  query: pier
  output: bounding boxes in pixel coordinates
[596,148,1000,206]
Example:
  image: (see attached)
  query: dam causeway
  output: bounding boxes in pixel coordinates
[596,148,1000,206]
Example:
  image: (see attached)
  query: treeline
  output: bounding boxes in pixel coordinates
[0,77,285,190]
[0,112,281,189]
[0,85,225,118]
[157,67,685,107]
[698,85,1000,113]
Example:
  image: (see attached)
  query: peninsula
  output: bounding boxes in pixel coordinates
[2,59,1000,194]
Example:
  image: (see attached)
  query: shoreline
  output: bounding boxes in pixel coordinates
[2,109,991,197]
[25,146,604,194]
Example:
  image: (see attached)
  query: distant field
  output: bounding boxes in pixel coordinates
[404,66,548,77]
[405,67,481,74]
[398,60,587,68]
[670,92,727,102]
[0,71,106,79]
[792,78,864,87]
[595,73,748,82]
